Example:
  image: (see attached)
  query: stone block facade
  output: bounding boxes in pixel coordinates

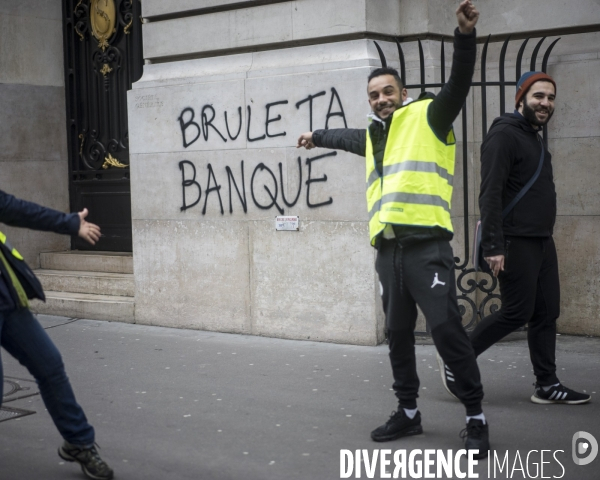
[127,0,600,341]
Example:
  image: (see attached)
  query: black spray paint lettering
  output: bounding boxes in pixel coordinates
[203,164,224,215]
[178,153,337,214]
[178,160,201,211]
[295,91,325,131]
[224,107,243,141]
[202,105,227,142]
[251,164,284,214]
[178,88,347,148]
[225,161,247,213]
[305,151,335,208]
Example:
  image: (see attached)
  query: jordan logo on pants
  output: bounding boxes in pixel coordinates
[431,273,446,288]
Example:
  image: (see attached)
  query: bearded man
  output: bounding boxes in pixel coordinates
[441,72,590,405]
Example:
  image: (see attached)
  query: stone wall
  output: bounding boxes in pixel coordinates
[130,0,600,341]
[0,1,70,266]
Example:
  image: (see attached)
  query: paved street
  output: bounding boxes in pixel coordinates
[1,315,599,480]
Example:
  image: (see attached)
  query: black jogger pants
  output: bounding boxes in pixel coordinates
[470,236,560,386]
[376,238,484,416]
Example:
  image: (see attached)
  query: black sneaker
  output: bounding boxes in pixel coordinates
[531,383,591,405]
[436,351,459,400]
[460,419,490,459]
[371,410,423,442]
[58,442,114,480]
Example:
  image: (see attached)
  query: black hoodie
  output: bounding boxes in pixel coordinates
[479,112,557,257]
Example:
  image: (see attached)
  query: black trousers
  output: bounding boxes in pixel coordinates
[470,236,560,386]
[376,238,484,416]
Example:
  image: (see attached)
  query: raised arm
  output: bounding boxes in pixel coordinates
[427,0,479,140]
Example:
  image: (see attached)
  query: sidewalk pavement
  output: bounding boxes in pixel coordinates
[1,314,599,480]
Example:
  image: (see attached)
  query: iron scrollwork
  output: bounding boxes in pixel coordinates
[69,0,141,173]
[374,35,560,331]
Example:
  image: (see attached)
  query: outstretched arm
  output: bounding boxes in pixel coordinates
[297,129,367,157]
[0,190,101,245]
[427,0,479,140]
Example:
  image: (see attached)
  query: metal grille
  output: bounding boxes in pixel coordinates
[374,34,560,330]
[0,406,35,423]
[2,377,40,403]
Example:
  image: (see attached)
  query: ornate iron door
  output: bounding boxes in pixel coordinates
[63,0,143,251]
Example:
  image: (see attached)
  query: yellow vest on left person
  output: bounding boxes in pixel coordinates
[0,230,29,307]
[365,98,456,245]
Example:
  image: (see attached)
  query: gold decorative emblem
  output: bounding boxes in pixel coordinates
[100,63,113,76]
[102,153,128,169]
[124,18,133,35]
[90,0,116,51]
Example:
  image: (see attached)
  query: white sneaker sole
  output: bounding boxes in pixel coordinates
[530,394,591,405]
[436,351,459,400]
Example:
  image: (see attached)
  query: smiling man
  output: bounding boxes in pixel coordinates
[448,72,590,406]
[297,0,491,458]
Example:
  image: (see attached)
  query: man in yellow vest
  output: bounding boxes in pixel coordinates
[0,189,113,479]
[297,0,489,457]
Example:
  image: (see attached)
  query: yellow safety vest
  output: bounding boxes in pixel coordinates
[0,230,29,307]
[365,98,456,245]
[0,231,24,260]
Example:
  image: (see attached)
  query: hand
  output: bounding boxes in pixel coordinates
[78,208,101,245]
[456,0,479,34]
[484,254,504,277]
[297,132,315,150]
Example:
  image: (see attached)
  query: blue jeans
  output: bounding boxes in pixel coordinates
[0,308,95,446]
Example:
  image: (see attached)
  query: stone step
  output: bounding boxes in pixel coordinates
[40,251,133,274]
[30,291,135,323]
[33,270,134,297]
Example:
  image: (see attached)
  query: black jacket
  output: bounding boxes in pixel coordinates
[312,28,477,246]
[0,190,80,311]
[479,113,556,257]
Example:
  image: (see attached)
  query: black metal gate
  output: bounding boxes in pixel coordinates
[375,34,560,329]
[62,0,143,251]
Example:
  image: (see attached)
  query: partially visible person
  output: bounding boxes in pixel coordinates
[439,72,590,406]
[0,189,114,480]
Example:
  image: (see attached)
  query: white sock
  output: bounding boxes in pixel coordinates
[404,408,418,419]
[542,383,560,392]
[466,413,486,424]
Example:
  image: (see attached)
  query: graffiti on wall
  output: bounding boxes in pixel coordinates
[177,88,347,148]
[176,87,348,215]
[178,152,337,215]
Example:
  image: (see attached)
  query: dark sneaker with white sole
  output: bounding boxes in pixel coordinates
[531,383,591,405]
[460,419,490,459]
[436,351,459,400]
[58,442,114,480]
[371,409,423,442]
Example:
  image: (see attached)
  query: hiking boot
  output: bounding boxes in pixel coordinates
[460,419,490,459]
[436,351,459,400]
[58,441,114,480]
[531,383,591,405]
[371,409,423,442]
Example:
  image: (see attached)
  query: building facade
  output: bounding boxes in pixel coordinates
[2,1,600,344]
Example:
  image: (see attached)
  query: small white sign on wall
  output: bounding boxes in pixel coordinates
[275,216,299,231]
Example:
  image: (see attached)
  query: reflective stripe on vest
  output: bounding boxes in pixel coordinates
[365,98,456,245]
[0,230,28,307]
[0,231,24,260]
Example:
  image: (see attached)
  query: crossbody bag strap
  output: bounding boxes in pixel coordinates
[501,134,545,218]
